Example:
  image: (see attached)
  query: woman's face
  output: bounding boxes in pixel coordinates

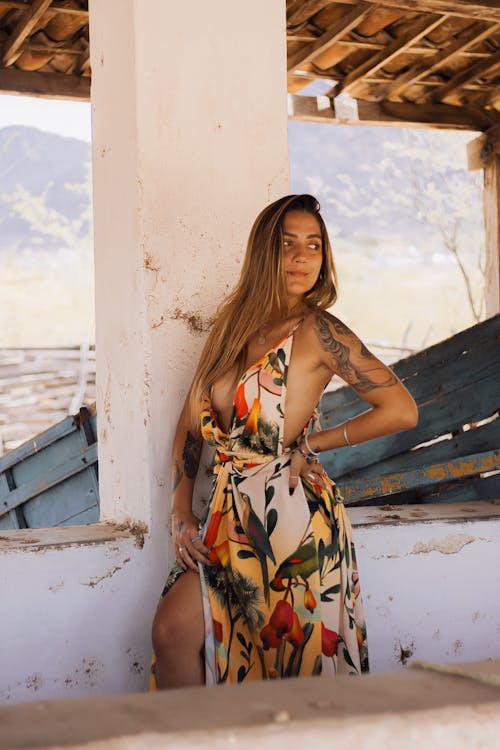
[282,210,323,304]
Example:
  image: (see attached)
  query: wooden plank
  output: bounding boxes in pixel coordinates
[21,471,98,528]
[322,373,500,478]
[480,82,500,108]
[0,1,87,17]
[429,48,500,103]
[2,0,53,67]
[337,0,500,23]
[0,68,90,101]
[287,3,372,72]
[378,21,500,100]
[337,14,446,96]
[288,93,500,130]
[337,450,500,504]
[324,419,499,483]
[0,414,79,471]
[484,155,500,316]
[0,442,97,513]
[419,473,500,504]
[319,315,500,477]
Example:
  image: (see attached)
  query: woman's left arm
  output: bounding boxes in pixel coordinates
[307,310,418,454]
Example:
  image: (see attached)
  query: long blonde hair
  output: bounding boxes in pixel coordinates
[189,194,337,428]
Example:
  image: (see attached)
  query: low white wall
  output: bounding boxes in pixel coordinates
[351,501,500,673]
[0,528,157,703]
[1,502,499,704]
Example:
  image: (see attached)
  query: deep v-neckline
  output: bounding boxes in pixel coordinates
[210,317,306,436]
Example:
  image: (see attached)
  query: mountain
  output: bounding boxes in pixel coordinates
[0,125,91,250]
[0,122,482,259]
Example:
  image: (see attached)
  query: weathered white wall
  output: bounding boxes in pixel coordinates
[2,505,499,703]
[350,502,500,673]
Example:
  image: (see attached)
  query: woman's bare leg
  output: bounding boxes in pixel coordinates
[152,570,205,688]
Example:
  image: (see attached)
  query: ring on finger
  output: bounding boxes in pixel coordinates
[190,534,202,543]
[290,475,299,480]
[178,545,185,552]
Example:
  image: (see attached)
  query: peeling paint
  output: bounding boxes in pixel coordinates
[396,640,415,665]
[163,307,213,334]
[82,565,124,588]
[48,581,64,593]
[103,371,112,425]
[412,533,476,555]
[472,611,486,623]
[108,519,148,549]
[144,252,160,272]
[25,673,43,692]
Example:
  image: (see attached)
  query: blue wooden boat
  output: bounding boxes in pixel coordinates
[0,405,98,529]
[323,313,500,505]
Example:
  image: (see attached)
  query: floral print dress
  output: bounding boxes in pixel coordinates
[151,322,368,687]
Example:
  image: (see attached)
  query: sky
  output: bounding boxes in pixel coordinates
[0,93,91,142]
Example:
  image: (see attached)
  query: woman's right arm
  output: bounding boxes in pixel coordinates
[170,398,210,572]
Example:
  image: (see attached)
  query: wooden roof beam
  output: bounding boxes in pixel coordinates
[0,67,89,100]
[337,0,500,23]
[2,0,53,67]
[480,83,500,110]
[378,21,500,101]
[288,93,500,131]
[0,1,88,17]
[467,124,500,170]
[429,47,500,103]
[287,2,372,72]
[336,14,445,97]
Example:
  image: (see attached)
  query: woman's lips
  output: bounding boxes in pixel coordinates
[287,271,308,277]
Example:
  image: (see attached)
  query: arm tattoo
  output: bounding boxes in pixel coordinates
[172,459,183,492]
[182,431,203,479]
[315,314,397,393]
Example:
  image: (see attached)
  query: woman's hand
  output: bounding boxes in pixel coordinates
[172,509,210,572]
[288,441,326,495]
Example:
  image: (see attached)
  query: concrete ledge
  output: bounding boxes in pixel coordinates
[349,499,500,527]
[2,660,500,749]
[0,522,147,554]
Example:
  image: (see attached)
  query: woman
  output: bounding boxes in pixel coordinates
[151,194,418,688]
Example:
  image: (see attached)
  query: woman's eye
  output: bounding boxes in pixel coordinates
[283,239,292,248]
[309,243,321,250]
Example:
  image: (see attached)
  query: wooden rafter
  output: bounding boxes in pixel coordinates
[378,21,500,101]
[0,0,87,17]
[287,35,493,60]
[288,93,500,131]
[73,44,89,75]
[337,13,446,96]
[337,0,500,23]
[480,83,500,110]
[429,47,500,103]
[0,66,89,99]
[287,2,372,72]
[2,0,53,67]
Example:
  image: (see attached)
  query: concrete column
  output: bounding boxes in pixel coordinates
[89,0,289,553]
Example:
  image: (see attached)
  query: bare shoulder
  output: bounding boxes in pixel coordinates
[310,308,398,393]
